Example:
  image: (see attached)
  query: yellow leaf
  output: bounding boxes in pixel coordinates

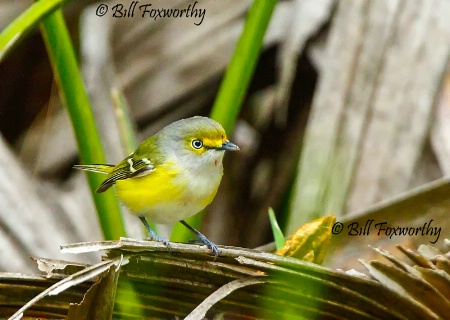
[276,215,336,264]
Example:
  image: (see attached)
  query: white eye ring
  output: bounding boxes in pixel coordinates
[192,139,203,149]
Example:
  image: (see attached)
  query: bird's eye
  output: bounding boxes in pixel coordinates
[191,139,203,149]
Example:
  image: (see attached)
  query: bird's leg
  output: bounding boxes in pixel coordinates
[180,220,219,258]
[139,217,171,248]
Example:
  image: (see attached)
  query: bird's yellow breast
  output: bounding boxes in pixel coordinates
[114,159,222,223]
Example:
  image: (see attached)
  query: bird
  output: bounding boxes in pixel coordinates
[75,116,239,257]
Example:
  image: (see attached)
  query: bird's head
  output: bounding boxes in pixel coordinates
[159,116,239,168]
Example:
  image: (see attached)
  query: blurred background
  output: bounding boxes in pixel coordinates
[1,0,450,273]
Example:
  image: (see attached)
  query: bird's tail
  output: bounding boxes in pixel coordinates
[74,164,115,174]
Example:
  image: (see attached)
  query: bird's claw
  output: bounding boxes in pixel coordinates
[145,233,171,249]
[139,217,171,249]
[196,234,219,259]
[179,220,219,259]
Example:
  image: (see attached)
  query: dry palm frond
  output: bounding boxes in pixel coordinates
[2,238,450,319]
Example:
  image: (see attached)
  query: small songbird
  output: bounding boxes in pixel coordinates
[75,116,239,257]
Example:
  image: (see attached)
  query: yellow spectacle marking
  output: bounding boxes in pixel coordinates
[201,137,225,148]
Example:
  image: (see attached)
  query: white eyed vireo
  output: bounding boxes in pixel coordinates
[75,116,239,257]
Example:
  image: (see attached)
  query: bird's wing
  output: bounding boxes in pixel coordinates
[96,136,163,193]
[96,154,155,193]
[74,164,115,174]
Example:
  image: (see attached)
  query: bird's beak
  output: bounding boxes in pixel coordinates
[216,141,240,151]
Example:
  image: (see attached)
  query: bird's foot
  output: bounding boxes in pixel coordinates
[145,231,171,248]
[195,234,219,258]
[139,217,171,249]
[180,220,219,259]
